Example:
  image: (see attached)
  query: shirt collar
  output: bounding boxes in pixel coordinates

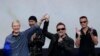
[12,31,21,37]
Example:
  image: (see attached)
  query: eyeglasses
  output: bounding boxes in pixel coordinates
[80,21,87,24]
[57,28,65,31]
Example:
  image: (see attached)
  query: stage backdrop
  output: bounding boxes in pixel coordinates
[0,0,100,48]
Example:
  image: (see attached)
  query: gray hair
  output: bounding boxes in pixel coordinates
[12,19,20,26]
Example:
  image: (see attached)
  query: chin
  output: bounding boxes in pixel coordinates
[82,26,87,29]
[14,31,20,33]
[59,33,64,36]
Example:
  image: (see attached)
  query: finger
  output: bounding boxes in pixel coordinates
[75,27,78,32]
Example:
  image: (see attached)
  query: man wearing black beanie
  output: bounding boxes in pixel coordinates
[28,16,45,56]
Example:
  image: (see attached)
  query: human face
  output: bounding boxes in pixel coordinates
[12,22,20,33]
[29,20,36,27]
[57,25,66,37]
[80,18,88,28]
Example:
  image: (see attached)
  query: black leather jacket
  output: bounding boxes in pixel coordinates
[42,21,74,56]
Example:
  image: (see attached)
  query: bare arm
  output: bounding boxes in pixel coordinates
[75,35,81,47]
[91,29,98,45]
[75,28,81,47]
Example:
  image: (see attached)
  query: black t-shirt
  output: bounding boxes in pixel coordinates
[76,27,98,53]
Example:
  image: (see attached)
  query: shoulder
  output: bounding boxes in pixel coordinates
[88,27,96,31]
[92,28,97,32]
[66,35,74,42]
[68,37,74,41]
[89,27,97,33]
[6,34,12,39]
[5,33,12,42]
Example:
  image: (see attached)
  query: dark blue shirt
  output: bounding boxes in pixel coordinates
[4,25,40,56]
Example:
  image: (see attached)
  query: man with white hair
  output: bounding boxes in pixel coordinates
[3,19,40,56]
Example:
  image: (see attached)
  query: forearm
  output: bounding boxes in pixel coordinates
[75,37,80,47]
[75,34,81,47]
[58,39,74,52]
[42,21,54,39]
[37,19,44,26]
[42,21,49,32]
[25,24,40,39]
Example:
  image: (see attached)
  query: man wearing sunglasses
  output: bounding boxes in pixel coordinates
[75,16,98,56]
[42,15,74,56]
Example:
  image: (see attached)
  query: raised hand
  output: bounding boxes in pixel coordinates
[31,33,36,41]
[58,37,63,42]
[38,13,50,26]
[76,28,81,36]
[90,28,94,36]
[41,13,50,22]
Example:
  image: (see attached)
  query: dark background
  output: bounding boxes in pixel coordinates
[0,48,100,56]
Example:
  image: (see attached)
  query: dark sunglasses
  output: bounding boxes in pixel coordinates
[80,21,87,24]
[57,28,65,31]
